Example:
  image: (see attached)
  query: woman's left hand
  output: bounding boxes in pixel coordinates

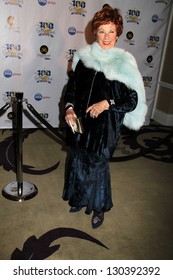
[86,100,109,118]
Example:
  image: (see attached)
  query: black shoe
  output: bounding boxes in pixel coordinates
[91,211,104,229]
[69,206,82,213]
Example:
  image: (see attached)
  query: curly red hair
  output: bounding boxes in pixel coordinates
[91,6,123,37]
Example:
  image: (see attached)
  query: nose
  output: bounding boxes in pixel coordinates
[104,33,109,39]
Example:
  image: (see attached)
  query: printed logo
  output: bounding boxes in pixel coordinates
[152,15,159,23]
[48,1,55,4]
[34,93,43,101]
[40,112,49,119]
[38,0,55,6]
[3,43,22,59]
[145,55,154,68]
[125,9,141,24]
[38,45,51,60]
[3,70,21,78]
[69,0,87,16]
[124,31,135,45]
[3,0,23,7]
[38,0,47,6]
[34,93,50,101]
[3,69,13,78]
[143,76,153,88]
[4,91,16,100]
[7,16,16,26]
[68,26,84,36]
[35,69,52,83]
[147,35,160,49]
[3,90,16,102]
[40,45,48,54]
[68,26,77,36]
[36,21,55,37]
[151,14,164,23]
[147,56,153,63]
[6,16,20,33]
[65,49,76,62]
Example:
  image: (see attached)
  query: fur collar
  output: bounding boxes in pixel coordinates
[72,42,147,130]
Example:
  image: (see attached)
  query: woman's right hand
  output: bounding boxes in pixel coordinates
[65,107,77,127]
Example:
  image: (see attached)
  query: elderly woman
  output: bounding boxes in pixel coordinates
[62,6,147,229]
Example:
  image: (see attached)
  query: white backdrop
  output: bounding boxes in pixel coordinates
[0,0,172,128]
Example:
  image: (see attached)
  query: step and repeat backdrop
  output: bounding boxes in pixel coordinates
[0,0,171,128]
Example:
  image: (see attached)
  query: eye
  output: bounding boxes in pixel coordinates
[97,30,105,35]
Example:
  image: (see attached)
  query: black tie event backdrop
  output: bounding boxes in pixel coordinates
[0,0,171,128]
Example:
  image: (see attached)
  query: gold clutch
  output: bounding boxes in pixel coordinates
[71,117,84,134]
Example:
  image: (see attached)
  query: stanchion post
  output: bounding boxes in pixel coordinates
[15,92,23,197]
[2,92,38,201]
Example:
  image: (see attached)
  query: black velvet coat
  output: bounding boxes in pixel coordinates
[64,60,138,160]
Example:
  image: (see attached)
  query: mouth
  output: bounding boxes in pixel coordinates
[102,41,112,46]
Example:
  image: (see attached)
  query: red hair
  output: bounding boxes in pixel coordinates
[91,6,123,37]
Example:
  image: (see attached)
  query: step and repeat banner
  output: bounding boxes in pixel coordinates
[0,0,171,128]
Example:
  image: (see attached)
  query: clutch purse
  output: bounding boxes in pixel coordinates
[71,117,84,134]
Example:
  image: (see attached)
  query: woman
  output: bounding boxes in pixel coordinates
[62,6,147,229]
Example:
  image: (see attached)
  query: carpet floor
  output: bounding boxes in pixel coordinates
[0,121,173,260]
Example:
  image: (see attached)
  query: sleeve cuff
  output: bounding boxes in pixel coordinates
[107,99,115,108]
[65,102,74,111]
[108,99,115,106]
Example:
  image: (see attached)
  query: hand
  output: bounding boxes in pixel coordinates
[86,100,109,118]
[65,107,77,127]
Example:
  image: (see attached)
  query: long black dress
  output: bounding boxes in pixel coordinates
[62,60,138,215]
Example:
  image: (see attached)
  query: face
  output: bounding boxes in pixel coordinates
[96,22,118,50]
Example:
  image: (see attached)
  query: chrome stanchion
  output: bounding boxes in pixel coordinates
[2,92,38,201]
